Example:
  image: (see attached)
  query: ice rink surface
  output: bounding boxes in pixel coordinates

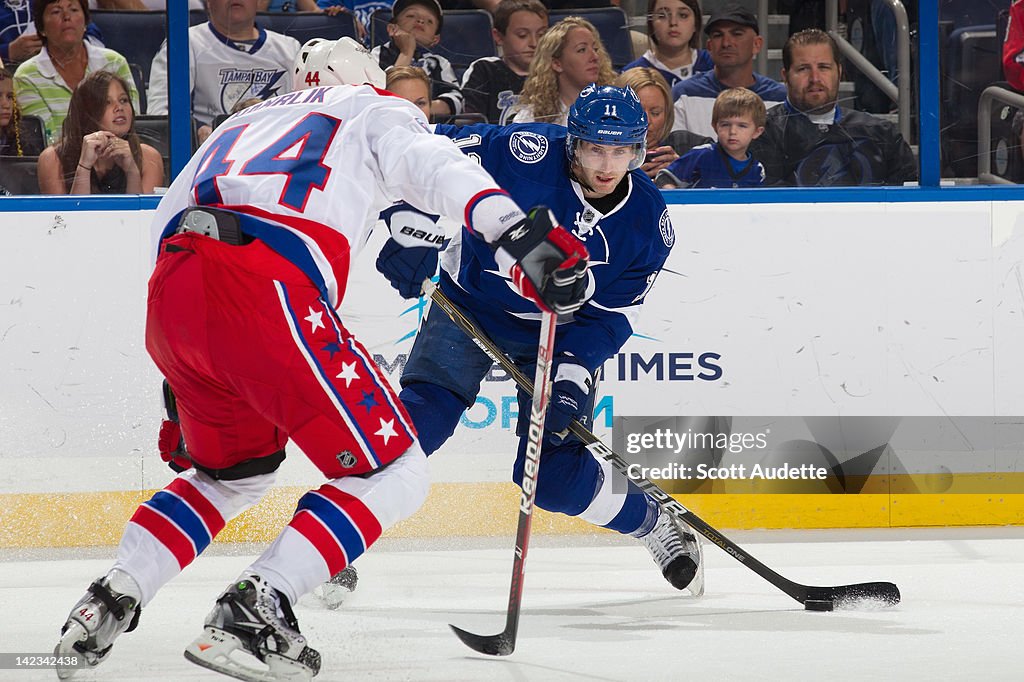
[2,527,1021,682]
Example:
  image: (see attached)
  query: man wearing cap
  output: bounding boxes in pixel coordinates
[371,0,464,117]
[669,2,785,139]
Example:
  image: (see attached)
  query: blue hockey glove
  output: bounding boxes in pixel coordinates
[375,237,439,299]
[546,357,593,443]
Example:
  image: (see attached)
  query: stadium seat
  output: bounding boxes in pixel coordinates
[17,116,46,157]
[942,24,1000,176]
[256,11,358,43]
[0,156,40,195]
[134,115,201,178]
[549,7,633,70]
[90,10,166,87]
[128,63,147,116]
[940,0,999,30]
[369,9,496,79]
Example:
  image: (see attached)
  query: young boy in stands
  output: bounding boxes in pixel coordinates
[461,0,547,124]
[371,0,463,117]
[657,87,765,188]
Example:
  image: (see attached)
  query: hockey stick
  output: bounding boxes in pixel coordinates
[448,304,558,656]
[427,285,901,611]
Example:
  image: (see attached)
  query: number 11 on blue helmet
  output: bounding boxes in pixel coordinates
[566,84,649,173]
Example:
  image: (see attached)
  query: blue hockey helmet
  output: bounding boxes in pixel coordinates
[566,84,648,171]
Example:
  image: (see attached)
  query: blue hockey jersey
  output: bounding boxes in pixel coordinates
[661,142,765,188]
[433,122,675,374]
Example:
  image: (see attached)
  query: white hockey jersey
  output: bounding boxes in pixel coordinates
[151,85,525,310]
[148,22,300,125]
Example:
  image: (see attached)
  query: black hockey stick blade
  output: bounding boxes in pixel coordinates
[805,581,901,607]
[449,625,515,656]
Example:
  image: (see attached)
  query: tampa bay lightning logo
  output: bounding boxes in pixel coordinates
[795,140,877,186]
[509,131,548,164]
[658,209,674,248]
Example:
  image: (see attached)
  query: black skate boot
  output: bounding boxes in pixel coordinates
[641,510,705,597]
[184,573,321,681]
[54,570,142,679]
[312,565,358,610]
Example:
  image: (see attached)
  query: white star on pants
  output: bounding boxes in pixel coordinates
[375,418,398,445]
[336,361,359,387]
[304,306,325,333]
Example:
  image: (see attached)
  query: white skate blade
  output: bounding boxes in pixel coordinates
[184,627,314,682]
[684,554,705,598]
[54,621,87,680]
[311,582,350,610]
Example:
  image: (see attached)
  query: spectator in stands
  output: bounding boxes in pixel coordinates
[461,0,546,124]
[37,69,161,193]
[623,0,710,88]
[13,0,138,145]
[1,64,47,157]
[386,64,431,118]
[1,1,113,66]
[511,16,616,125]
[870,0,914,86]
[616,66,684,178]
[671,3,785,139]
[750,29,916,186]
[148,0,299,144]
[1,3,44,65]
[1004,0,1024,169]
[0,66,24,154]
[371,0,462,117]
[1006,0,1024,91]
[657,87,766,188]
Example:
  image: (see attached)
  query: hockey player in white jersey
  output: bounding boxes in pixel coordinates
[54,37,588,682]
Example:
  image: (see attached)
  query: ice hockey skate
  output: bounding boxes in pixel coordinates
[311,565,358,610]
[641,510,705,597]
[184,573,321,682]
[54,570,142,679]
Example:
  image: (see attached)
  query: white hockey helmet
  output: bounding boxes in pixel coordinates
[292,37,386,91]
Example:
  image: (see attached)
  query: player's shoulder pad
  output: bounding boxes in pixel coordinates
[495,122,565,167]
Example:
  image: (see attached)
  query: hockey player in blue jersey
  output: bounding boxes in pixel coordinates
[376,84,705,596]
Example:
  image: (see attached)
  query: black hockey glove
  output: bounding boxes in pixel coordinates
[546,357,593,443]
[495,206,589,315]
[375,237,439,299]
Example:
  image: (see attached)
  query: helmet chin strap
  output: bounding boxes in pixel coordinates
[568,160,597,195]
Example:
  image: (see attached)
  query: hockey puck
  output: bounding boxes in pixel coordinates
[804,599,834,612]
